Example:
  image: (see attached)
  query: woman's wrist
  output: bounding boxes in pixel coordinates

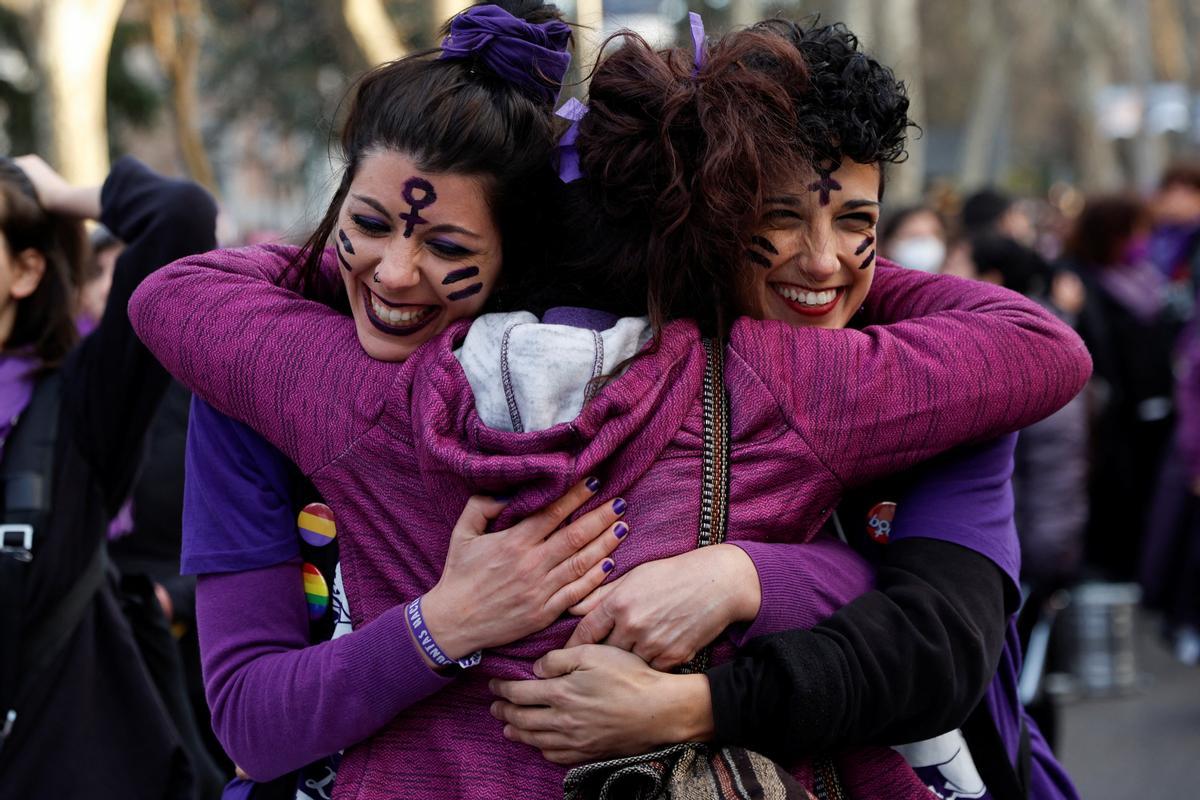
[663,673,716,744]
[413,586,477,662]
[713,544,762,624]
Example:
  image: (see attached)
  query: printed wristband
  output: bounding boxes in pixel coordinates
[406,596,482,670]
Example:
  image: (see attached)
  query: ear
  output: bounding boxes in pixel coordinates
[10,247,47,300]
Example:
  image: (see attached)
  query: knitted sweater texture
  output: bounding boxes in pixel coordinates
[129,246,1091,799]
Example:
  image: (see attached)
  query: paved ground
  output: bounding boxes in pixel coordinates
[1055,611,1200,798]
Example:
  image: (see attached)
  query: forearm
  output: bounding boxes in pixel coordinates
[198,563,451,781]
[129,245,389,472]
[728,535,874,645]
[707,539,1008,757]
[69,157,217,507]
[748,266,1092,484]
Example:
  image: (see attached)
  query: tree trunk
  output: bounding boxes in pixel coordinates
[34,0,125,184]
[1068,0,1125,190]
[342,0,405,66]
[574,0,603,88]
[150,0,215,192]
[835,0,875,49]
[958,0,1010,189]
[432,0,470,37]
[729,0,762,28]
[876,0,924,203]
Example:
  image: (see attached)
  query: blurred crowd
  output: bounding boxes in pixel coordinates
[879,164,1200,670]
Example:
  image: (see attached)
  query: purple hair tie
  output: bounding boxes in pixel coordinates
[689,12,706,76]
[555,97,588,183]
[439,5,572,105]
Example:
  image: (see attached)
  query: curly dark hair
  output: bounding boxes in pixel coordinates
[751,20,914,173]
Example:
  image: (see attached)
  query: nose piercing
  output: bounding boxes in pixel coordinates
[373,271,381,283]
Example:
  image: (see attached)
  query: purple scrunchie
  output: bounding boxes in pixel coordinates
[439,5,572,105]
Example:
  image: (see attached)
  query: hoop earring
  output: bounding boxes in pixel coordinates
[373,271,381,283]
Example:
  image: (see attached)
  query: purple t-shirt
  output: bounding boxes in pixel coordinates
[181,396,297,575]
[894,434,1079,800]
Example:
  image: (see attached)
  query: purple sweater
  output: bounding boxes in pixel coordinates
[130,245,1090,798]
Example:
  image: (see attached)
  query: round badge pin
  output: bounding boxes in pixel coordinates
[298,502,337,547]
[866,501,896,544]
[302,563,330,620]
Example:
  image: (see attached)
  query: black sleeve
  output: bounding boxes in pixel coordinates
[62,156,218,512]
[707,537,1013,758]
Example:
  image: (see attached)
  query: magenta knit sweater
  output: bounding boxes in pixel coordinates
[129,246,1091,799]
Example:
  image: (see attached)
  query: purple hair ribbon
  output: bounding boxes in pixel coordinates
[439,5,572,105]
[689,12,706,76]
[555,97,588,183]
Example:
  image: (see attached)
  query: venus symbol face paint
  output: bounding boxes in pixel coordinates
[335,149,503,363]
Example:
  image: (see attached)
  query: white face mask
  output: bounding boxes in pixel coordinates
[890,236,947,273]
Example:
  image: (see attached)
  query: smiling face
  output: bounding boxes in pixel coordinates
[335,148,502,362]
[740,159,881,329]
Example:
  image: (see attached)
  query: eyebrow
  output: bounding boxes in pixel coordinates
[425,224,482,239]
[840,199,882,210]
[350,194,392,218]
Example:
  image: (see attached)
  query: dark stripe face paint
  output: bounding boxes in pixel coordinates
[751,236,779,256]
[807,161,843,207]
[442,266,480,285]
[747,234,779,269]
[335,230,354,272]
[399,177,437,238]
[855,236,875,256]
[447,283,484,302]
[746,250,772,269]
[860,250,876,271]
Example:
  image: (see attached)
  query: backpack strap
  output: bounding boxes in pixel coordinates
[0,372,107,753]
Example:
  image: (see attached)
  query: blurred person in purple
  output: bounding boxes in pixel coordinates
[1064,194,1179,580]
[1141,163,1200,664]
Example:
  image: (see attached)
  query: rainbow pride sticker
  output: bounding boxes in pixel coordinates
[298,503,337,548]
[302,563,329,620]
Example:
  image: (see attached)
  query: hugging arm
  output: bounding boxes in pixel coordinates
[493,437,1014,762]
[129,244,387,475]
[188,401,627,780]
[741,264,1092,486]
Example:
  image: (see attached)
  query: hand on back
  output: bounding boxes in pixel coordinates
[419,478,628,660]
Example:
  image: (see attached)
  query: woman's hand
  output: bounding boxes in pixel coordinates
[565,544,760,670]
[12,154,101,218]
[489,645,714,764]
[420,479,629,660]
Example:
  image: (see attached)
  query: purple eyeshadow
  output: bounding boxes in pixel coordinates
[442,266,480,285]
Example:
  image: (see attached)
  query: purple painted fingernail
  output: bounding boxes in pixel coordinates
[612,498,626,515]
[613,522,629,539]
[602,559,615,573]
[586,476,600,492]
